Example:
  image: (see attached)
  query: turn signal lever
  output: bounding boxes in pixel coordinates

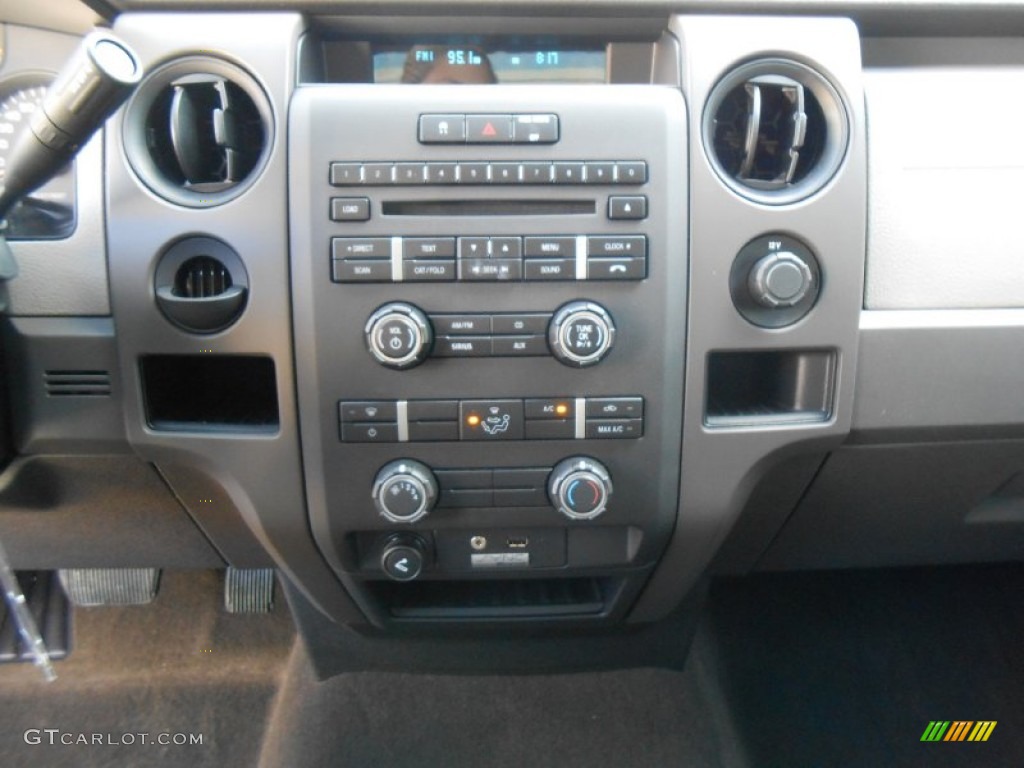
[0,30,142,282]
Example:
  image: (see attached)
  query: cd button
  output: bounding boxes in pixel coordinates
[491,313,549,335]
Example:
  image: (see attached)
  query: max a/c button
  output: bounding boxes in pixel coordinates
[585,418,643,439]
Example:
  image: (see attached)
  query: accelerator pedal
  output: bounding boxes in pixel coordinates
[224,568,275,613]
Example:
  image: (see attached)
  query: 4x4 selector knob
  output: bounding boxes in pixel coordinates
[371,459,438,524]
[547,301,616,367]
[365,302,433,369]
[547,456,613,520]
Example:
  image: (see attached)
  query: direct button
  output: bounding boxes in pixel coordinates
[333,237,391,259]
[330,197,370,222]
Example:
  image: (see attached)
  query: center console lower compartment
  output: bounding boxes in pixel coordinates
[289,84,688,627]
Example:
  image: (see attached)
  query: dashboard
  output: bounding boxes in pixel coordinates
[1,0,1023,666]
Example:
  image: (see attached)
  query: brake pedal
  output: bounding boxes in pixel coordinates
[224,568,275,613]
[58,568,160,606]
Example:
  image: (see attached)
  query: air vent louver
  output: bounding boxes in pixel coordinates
[704,60,848,204]
[173,256,233,299]
[124,58,272,207]
[44,370,112,397]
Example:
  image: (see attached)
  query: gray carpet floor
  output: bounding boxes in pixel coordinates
[0,564,1020,767]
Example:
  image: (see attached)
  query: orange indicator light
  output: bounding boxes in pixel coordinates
[467,414,481,427]
[555,403,569,416]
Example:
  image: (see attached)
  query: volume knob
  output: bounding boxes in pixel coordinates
[547,456,613,520]
[365,302,433,369]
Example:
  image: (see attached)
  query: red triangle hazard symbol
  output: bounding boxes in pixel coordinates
[482,122,496,137]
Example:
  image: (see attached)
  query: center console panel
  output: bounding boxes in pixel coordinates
[289,85,688,625]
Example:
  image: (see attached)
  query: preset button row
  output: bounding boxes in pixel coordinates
[329,160,647,186]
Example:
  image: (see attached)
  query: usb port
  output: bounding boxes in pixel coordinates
[506,537,529,549]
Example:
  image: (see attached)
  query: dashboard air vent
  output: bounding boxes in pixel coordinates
[44,370,112,397]
[174,256,233,299]
[123,58,272,207]
[704,59,848,204]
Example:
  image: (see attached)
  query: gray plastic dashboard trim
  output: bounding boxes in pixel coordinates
[105,12,362,624]
[630,15,867,623]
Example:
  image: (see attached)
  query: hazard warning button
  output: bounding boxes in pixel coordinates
[467,114,514,143]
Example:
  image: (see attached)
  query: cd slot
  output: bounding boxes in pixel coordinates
[382,199,596,216]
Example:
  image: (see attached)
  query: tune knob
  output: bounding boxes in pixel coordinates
[748,251,814,308]
[547,456,613,520]
[547,301,616,367]
[365,302,433,369]
[371,459,438,524]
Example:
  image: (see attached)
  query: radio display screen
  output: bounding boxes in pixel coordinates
[373,43,607,85]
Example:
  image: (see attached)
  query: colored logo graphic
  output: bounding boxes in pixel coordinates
[921,721,997,742]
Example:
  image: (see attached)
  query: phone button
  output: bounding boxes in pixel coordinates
[587,256,647,280]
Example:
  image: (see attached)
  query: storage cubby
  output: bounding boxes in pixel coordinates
[141,355,279,432]
[705,349,835,427]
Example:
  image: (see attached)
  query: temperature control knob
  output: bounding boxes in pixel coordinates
[365,302,433,369]
[371,459,438,524]
[547,301,616,367]
[547,456,613,520]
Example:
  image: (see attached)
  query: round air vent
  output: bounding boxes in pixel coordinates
[123,57,273,207]
[154,236,248,333]
[703,59,849,205]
